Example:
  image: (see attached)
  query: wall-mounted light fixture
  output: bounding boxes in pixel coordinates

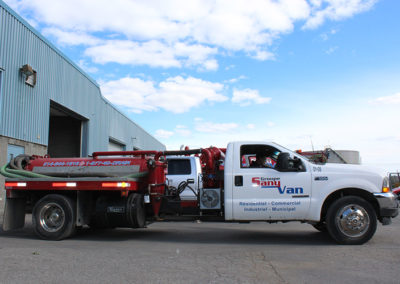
[20,64,36,87]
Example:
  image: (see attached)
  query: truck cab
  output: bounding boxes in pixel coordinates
[223,141,398,244]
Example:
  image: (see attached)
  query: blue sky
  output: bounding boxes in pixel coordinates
[5,0,400,171]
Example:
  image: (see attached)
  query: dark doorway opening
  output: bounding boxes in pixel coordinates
[48,101,88,158]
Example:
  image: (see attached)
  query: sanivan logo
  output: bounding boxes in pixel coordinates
[252,177,281,188]
[252,177,304,194]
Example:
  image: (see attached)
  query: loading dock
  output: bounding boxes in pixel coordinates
[48,101,88,158]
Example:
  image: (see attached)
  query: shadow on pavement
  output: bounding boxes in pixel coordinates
[0,220,334,246]
[77,226,334,246]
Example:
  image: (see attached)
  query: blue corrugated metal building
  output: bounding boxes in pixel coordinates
[0,1,165,206]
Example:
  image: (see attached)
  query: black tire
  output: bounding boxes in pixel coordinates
[32,194,76,240]
[326,196,377,245]
[312,222,327,233]
[126,193,146,228]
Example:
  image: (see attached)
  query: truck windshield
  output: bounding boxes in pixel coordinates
[272,142,317,164]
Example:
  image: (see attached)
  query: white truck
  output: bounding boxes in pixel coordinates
[164,141,398,244]
[2,141,399,244]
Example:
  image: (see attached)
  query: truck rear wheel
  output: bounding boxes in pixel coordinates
[32,194,76,240]
[127,193,146,228]
[326,196,377,245]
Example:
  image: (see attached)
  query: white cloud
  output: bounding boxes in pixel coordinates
[195,121,239,133]
[77,60,98,74]
[165,104,400,170]
[267,122,275,127]
[232,88,272,106]
[250,50,275,61]
[201,60,219,71]
[155,129,174,139]
[5,0,377,69]
[174,125,192,137]
[101,77,157,113]
[148,76,227,113]
[224,75,247,84]
[369,93,400,105]
[320,28,338,40]
[247,124,255,129]
[85,40,217,70]
[174,42,219,70]
[86,40,180,68]
[101,76,227,114]
[304,0,378,29]
[42,27,101,46]
[154,125,192,140]
[321,33,329,41]
[326,46,338,54]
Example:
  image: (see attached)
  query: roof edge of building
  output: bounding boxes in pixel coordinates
[100,95,163,145]
[0,0,165,148]
[0,0,99,88]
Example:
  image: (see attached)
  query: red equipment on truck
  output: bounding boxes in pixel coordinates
[1,147,224,240]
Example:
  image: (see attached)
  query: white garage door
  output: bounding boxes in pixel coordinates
[108,140,125,152]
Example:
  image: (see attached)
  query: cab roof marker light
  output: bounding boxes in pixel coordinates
[5,182,27,187]
[52,182,76,187]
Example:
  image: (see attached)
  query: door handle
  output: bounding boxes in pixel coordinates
[235,176,243,186]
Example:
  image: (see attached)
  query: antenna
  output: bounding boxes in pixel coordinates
[310,135,314,152]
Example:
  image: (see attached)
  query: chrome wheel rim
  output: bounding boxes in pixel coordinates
[39,203,65,232]
[335,204,370,238]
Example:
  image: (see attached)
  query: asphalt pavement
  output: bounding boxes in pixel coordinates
[0,215,399,284]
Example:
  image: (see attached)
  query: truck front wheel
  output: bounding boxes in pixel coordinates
[32,194,76,240]
[312,222,327,233]
[326,196,377,245]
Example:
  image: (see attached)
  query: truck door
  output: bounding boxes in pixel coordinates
[166,157,200,200]
[231,144,311,220]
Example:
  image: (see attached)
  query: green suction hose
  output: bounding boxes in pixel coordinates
[123,171,149,179]
[5,167,53,178]
[1,163,55,179]
[0,164,22,178]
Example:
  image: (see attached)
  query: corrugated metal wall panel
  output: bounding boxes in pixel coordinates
[0,1,165,153]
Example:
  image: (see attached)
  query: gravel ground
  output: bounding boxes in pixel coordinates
[0,215,399,284]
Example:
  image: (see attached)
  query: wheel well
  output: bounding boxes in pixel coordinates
[320,188,380,221]
[30,191,77,205]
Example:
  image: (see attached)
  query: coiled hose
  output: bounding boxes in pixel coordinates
[0,164,22,178]
[1,155,51,178]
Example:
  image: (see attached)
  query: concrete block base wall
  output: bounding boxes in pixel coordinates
[0,136,47,213]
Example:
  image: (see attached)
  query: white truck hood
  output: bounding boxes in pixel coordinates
[312,163,385,193]
[318,163,386,178]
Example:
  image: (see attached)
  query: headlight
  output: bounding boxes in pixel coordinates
[382,177,390,193]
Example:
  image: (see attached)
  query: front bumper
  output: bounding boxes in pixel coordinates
[373,192,399,218]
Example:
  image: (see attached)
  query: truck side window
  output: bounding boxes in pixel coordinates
[240,145,281,169]
[167,159,191,175]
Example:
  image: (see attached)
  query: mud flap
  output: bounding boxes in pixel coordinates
[3,198,26,231]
